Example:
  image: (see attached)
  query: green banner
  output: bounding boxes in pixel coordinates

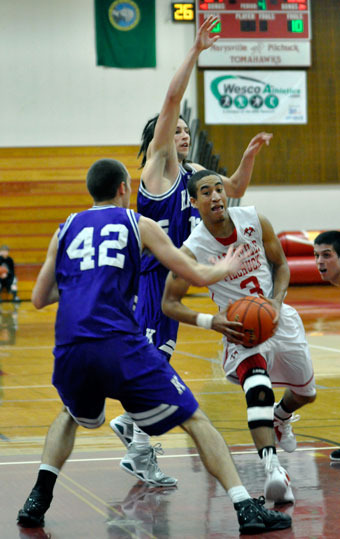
[95,0,156,68]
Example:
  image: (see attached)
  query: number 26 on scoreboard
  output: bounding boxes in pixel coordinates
[171,3,195,22]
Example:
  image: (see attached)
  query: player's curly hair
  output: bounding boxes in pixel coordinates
[137,114,191,168]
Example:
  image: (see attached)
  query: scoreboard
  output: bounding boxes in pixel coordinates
[196,0,311,67]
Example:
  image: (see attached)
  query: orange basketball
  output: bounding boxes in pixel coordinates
[0,265,8,279]
[227,296,277,348]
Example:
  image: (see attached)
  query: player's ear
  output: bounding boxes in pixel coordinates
[190,196,198,208]
[118,181,126,195]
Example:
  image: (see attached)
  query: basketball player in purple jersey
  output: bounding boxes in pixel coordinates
[17,158,291,534]
[111,15,273,484]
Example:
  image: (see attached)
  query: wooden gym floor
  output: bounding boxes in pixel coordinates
[1,284,340,538]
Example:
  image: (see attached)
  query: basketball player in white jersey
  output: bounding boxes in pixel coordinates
[162,169,317,504]
[110,15,273,486]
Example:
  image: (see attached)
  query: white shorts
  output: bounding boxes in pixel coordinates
[222,303,316,397]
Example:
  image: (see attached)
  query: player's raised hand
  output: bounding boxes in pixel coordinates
[195,15,220,52]
[243,132,273,159]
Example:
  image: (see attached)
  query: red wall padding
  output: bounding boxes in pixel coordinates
[278,230,324,285]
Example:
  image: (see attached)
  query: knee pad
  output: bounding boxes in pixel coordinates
[243,367,274,429]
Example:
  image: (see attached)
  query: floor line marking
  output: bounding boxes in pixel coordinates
[1,445,337,466]
[309,344,340,353]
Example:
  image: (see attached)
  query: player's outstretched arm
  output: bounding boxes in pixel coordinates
[32,230,59,309]
[199,132,272,199]
[139,216,245,287]
[143,15,220,194]
[161,249,244,342]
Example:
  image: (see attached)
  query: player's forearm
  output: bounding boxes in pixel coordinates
[32,281,59,309]
[226,153,255,199]
[271,264,290,305]
[162,296,198,325]
[166,45,201,106]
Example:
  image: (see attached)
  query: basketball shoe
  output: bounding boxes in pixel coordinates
[262,448,294,504]
[235,496,292,534]
[110,414,134,447]
[120,442,177,487]
[17,489,52,528]
[274,405,300,453]
[330,448,340,461]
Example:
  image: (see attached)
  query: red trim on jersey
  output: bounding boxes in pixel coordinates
[216,228,237,246]
[236,354,267,386]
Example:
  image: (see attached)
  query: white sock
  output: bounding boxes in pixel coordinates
[133,425,150,448]
[40,464,59,476]
[228,486,251,504]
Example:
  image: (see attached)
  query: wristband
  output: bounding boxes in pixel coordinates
[196,313,214,330]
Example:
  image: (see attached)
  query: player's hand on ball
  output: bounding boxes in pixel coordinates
[213,304,245,344]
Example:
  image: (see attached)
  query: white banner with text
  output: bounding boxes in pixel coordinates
[204,71,307,125]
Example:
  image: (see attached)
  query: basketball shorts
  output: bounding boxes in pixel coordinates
[52,332,198,434]
[223,303,316,397]
[135,268,179,360]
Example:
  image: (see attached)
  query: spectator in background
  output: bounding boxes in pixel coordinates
[0,245,20,302]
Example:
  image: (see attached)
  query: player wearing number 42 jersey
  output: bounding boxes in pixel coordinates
[162,169,317,505]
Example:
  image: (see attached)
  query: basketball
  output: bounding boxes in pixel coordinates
[227,295,277,348]
[0,265,8,279]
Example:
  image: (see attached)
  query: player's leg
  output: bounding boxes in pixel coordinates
[17,407,78,527]
[17,341,106,528]
[111,270,178,486]
[274,388,316,452]
[271,348,316,452]
[236,354,294,504]
[269,305,317,452]
[122,342,291,534]
[181,408,291,534]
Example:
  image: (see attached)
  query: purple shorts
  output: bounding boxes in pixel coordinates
[52,332,198,434]
[135,269,179,360]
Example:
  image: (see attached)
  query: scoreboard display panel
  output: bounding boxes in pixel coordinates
[196,0,311,67]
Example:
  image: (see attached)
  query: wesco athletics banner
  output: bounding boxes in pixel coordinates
[204,71,307,125]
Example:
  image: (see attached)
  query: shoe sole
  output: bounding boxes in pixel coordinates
[240,520,291,534]
[265,481,294,504]
[17,511,45,528]
[120,461,177,487]
[109,420,132,448]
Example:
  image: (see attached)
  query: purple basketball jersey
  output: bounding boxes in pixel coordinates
[55,205,142,345]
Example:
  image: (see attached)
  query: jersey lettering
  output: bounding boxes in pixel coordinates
[145,328,156,344]
[170,375,186,395]
[181,188,191,210]
[157,219,169,235]
[189,215,201,232]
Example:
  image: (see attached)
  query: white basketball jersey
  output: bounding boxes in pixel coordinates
[183,206,274,310]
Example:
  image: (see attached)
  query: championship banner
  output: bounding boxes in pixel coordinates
[94,0,156,68]
[204,71,307,125]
